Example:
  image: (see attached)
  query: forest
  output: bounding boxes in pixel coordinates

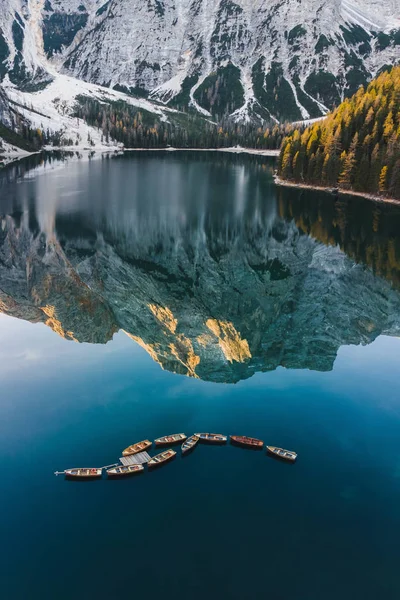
[278,67,400,199]
[72,96,298,150]
[1,96,301,158]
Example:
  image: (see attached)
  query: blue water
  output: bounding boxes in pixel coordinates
[0,152,400,599]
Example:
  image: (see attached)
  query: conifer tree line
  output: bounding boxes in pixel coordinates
[0,97,78,155]
[0,109,54,153]
[72,96,299,150]
[278,67,400,199]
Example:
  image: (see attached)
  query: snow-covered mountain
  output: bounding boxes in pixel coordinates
[0,0,399,130]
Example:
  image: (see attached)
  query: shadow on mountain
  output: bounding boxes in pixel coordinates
[1,151,400,383]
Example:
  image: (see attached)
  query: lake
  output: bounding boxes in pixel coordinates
[0,151,400,600]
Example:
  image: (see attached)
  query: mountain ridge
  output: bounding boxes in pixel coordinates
[0,0,399,140]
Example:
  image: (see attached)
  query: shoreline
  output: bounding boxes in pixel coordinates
[0,147,39,167]
[122,146,280,156]
[274,175,400,206]
[1,145,279,168]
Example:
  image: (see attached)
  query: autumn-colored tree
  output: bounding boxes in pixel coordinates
[278,66,400,199]
[379,166,389,194]
[281,143,293,179]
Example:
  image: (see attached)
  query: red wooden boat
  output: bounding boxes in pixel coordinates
[230,435,264,449]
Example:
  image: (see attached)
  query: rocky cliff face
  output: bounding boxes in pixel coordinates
[1,0,399,123]
[0,213,116,343]
[0,86,13,129]
[1,154,400,382]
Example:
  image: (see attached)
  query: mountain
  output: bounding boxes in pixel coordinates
[1,152,400,383]
[0,1,196,153]
[0,0,399,137]
[278,66,400,199]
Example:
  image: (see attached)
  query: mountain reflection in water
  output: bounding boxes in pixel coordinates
[1,151,400,383]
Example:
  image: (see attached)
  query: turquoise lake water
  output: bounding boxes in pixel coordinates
[0,152,400,599]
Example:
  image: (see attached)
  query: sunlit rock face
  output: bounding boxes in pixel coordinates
[1,153,400,383]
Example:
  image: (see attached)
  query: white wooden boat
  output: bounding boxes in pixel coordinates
[155,433,186,446]
[182,434,200,455]
[266,446,297,462]
[148,449,176,469]
[195,433,227,444]
[65,468,102,480]
[107,464,144,478]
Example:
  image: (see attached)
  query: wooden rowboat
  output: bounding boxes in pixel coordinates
[65,468,102,480]
[122,439,152,456]
[182,434,200,455]
[230,435,264,449]
[106,464,144,478]
[148,449,176,469]
[154,433,187,446]
[195,433,227,444]
[267,446,297,462]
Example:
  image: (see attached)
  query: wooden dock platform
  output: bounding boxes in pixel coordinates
[120,451,151,466]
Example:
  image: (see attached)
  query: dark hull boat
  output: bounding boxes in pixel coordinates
[148,449,176,469]
[267,446,297,462]
[107,464,144,478]
[65,468,102,480]
[181,434,200,455]
[122,439,152,456]
[155,433,187,447]
[230,435,264,449]
[195,433,227,444]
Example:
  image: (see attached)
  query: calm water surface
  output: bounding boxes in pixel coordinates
[0,152,400,599]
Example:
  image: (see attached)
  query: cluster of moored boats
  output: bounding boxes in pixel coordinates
[61,433,297,479]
